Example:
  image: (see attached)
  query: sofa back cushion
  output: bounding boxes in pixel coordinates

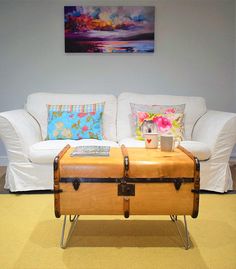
[117,92,207,141]
[25,92,117,141]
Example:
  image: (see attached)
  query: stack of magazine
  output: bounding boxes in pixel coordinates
[70,146,110,157]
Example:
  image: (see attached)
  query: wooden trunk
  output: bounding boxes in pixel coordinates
[54,145,200,219]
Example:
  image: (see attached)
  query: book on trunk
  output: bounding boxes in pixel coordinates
[70,146,110,157]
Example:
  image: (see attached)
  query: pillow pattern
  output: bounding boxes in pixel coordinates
[46,102,105,139]
[47,103,104,113]
[47,110,103,140]
[136,111,184,142]
[130,103,185,137]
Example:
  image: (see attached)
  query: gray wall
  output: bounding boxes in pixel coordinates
[0,0,235,160]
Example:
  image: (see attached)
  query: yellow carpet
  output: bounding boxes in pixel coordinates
[0,194,236,269]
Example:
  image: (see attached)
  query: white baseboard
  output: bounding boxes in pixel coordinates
[0,156,8,166]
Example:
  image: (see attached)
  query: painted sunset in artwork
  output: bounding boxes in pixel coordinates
[64,6,155,53]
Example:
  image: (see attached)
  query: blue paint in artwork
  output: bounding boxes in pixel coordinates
[91,8,101,19]
[132,14,146,22]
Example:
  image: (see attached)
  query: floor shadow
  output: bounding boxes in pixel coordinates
[30,218,193,249]
[14,216,236,269]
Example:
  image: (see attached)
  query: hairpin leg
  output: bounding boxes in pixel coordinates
[60,215,79,249]
[170,215,191,250]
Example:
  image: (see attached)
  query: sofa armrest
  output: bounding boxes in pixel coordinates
[192,110,236,162]
[0,109,42,162]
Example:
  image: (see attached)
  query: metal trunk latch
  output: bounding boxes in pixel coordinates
[174,180,182,191]
[72,179,80,191]
[118,183,135,196]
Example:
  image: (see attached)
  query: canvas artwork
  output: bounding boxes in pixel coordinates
[64,6,155,53]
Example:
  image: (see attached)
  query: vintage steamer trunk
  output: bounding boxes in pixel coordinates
[54,145,200,219]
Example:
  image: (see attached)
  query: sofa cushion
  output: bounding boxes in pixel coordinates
[118,138,211,161]
[29,139,119,164]
[117,92,207,141]
[119,138,145,148]
[25,92,117,141]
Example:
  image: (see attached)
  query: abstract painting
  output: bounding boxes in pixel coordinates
[64,6,155,53]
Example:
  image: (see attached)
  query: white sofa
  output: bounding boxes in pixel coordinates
[0,92,236,193]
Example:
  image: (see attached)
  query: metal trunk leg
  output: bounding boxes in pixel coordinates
[170,215,191,250]
[60,215,79,249]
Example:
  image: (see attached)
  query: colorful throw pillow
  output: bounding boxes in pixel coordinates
[130,103,185,136]
[136,111,184,142]
[47,110,104,140]
[47,102,105,113]
[47,102,105,140]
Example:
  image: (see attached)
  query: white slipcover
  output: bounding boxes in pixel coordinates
[29,139,119,164]
[119,138,211,161]
[0,92,236,193]
[117,92,207,140]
